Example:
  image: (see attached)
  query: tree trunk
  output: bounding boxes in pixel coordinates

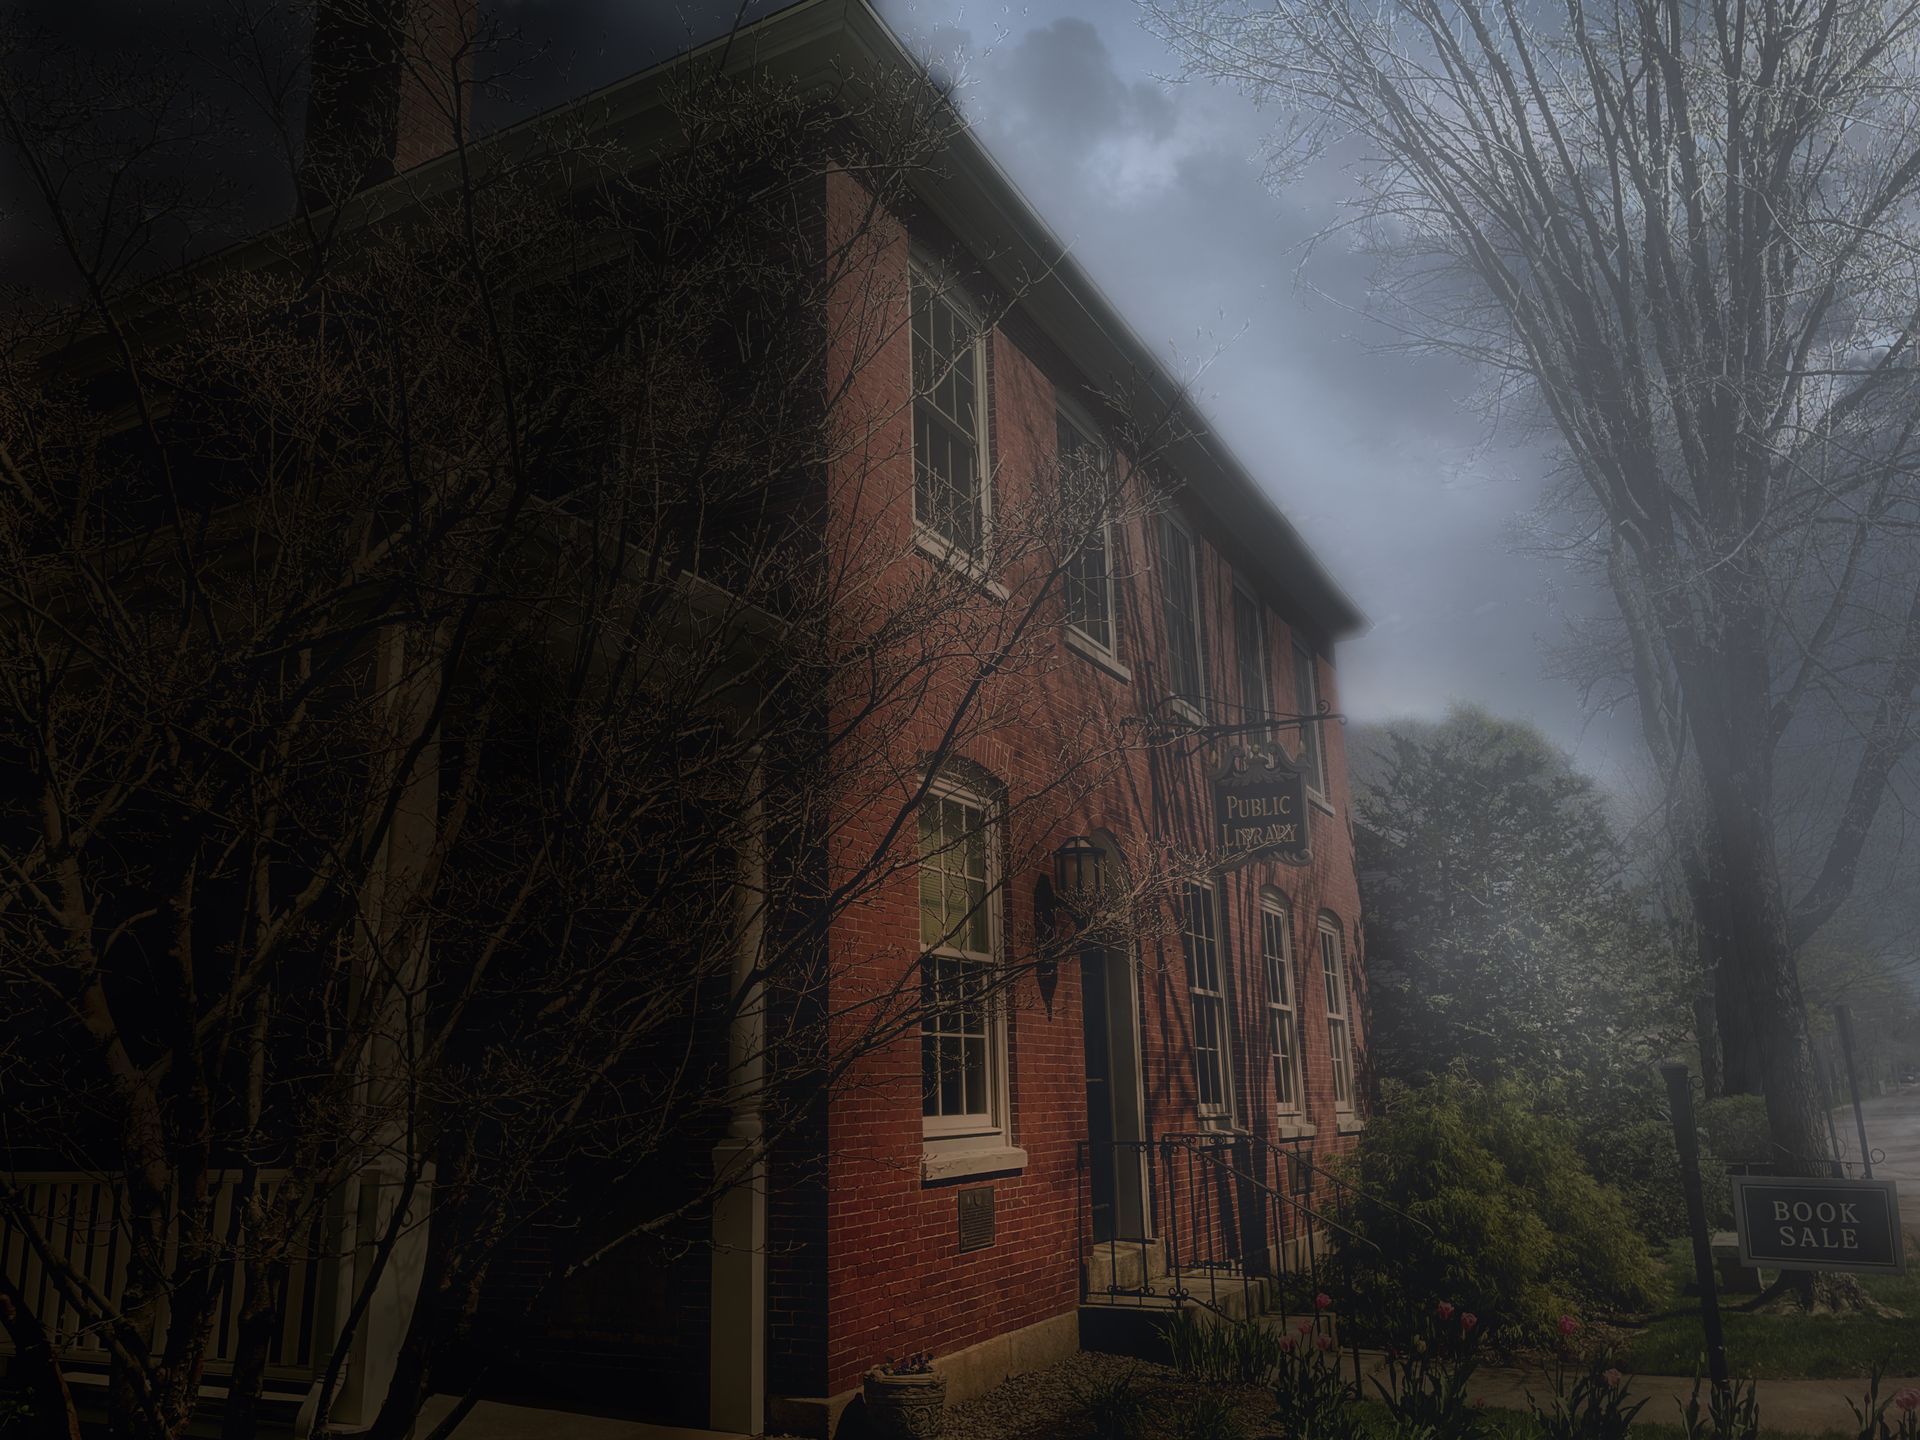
[219,1251,288,1440]
[1709,775,1828,1173]
[1693,987,1723,1100]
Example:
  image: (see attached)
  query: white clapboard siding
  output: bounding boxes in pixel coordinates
[1,1172,326,1379]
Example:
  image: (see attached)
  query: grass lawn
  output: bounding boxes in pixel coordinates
[1620,1239,1920,1380]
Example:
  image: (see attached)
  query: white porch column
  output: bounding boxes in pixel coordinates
[710,751,768,1434]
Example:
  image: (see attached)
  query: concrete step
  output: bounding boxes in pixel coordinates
[1081,1237,1169,1294]
[1078,1273,1277,1363]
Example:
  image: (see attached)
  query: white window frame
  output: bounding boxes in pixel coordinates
[1318,918,1355,1115]
[909,260,991,563]
[917,779,1021,1175]
[1180,882,1234,1122]
[1293,637,1327,800]
[1233,581,1269,723]
[1057,401,1121,667]
[1261,892,1304,1119]
[1161,513,1207,722]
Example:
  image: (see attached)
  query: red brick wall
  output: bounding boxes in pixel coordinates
[799,168,1371,1398]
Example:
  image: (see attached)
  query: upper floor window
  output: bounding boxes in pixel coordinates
[1233,583,1268,722]
[920,785,1003,1140]
[1162,516,1205,716]
[1261,894,1302,1116]
[1059,410,1115,656]
[1319,919,1354,1113]
[1293,638,1326,797]
[911,267,987,556]
[1181,883,1232,1119]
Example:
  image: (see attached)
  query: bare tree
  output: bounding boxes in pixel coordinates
[1151,0,1920,1183]
[0,14,1192,1438]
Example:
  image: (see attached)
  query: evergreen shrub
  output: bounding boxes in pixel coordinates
[1336,1077,1663,1341]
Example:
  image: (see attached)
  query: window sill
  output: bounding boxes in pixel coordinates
[1335,1113,1365,1136]
[1167,696,1206,729]
[1065,628,1131,682]
[913,525,1009,600]
[1309,792,1335,817]
[1274,1119,1316,1140]
[921,1143,1028,1183]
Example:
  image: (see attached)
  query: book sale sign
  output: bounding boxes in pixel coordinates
[1731,1175,1905,1275]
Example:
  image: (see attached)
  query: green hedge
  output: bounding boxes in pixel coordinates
[1335,1077,1663,1342]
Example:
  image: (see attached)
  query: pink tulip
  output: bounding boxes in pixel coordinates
[1315,1292,1333,1310]
[1460,1312,1479,1332]
[1316,1333,1335,1352]
[1556,1315,1580,1336]
[1436,1301,1455,1320]
[1280,1335,1296,1353]
[1296,1318,1314,1335]
[1897,1389,1920,1413]
[1602,1369,1625,1390]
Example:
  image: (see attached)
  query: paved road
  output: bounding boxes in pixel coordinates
[1838,1085,1920,1190]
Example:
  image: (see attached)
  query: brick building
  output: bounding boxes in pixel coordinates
[0,1,1373,1436]
[662,4,1374,1435]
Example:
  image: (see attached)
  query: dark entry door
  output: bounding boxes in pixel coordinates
[1081,944,1119,1243]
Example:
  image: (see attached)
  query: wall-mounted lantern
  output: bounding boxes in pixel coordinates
[1053,834,1105,920]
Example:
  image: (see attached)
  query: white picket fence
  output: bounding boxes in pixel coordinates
[0,1172,328,1380]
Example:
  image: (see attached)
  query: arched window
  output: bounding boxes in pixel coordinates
[1317,916,1354,1113]
[1180,882,1232,1119]
[1260,891,1302,1117]
[919,780,1006,1145]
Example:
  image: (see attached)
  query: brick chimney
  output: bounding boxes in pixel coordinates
[300,0,475,206]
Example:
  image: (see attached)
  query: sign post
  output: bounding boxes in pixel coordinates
[1210,743,1310,871]
[1661,1060,1730,1408]
[1836,1004,1874,1178]
[1731,1174,1904,1275]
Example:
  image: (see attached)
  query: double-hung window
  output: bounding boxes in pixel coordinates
[1180,883,1231,1119]
[1261,895,1302,1116]
[1319,920,1354,1113]
[1233,584,1268,722]
[920,787,1001,1139]
[1293,638,1326,797]
[911,267,987,556]
[1162,516,1205,716]
[1059,410,1116,656]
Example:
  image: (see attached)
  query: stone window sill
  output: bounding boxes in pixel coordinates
[921,1143,1028,1183]
[1335,1113,1365,1136]
[1065,627,1131,682]
[913,524,1010,600]
[1274,1119,1316,1140]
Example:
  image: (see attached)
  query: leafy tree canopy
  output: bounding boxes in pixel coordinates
[1352,707,1685,1094]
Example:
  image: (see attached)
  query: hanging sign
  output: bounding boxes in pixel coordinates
[1731,1174,1904,1275]
[1212,743,1310,870]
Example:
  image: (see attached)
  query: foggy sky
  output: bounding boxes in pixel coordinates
[0,0,1643,781]
[526,0,1645,782]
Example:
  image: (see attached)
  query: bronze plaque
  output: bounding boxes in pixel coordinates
[957,1186,995,1252]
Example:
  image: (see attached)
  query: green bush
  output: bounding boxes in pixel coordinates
[1574,1081,1755,1240]
[1072,1366,1149,1440]
[1164,1391,1246,1440]
[1164,1311,1283,1386]
[1335,1077,1663,1342]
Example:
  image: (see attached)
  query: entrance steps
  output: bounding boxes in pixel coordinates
[1079,1239,1281,1360]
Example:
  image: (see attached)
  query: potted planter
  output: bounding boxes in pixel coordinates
[862,1353,946,1439]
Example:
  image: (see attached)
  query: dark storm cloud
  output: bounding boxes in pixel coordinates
[877,5,1633,774]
